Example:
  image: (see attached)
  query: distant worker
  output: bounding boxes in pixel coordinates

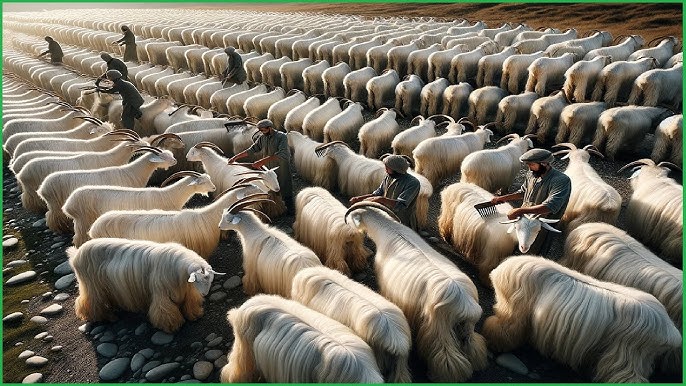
[220,46,246,86]
[38,36,63,64]
[94,70,144,130]
[98,52,129,82]
[228,119,294,215]
[349,155,421,230]
[113,25,138,62]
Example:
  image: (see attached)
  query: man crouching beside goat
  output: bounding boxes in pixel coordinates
[349,154,421,230]
[490,148,571,256]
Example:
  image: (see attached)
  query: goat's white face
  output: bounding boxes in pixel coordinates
[187,266,225,296]
[185,147,202,162]
[192,174,216,196]
[506,214,561,253]
[149,150,177,169]
[262,168,281,192]
[89,125,111,136]
[218,209,242,230]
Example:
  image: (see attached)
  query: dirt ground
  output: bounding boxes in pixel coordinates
[2,2,683,384]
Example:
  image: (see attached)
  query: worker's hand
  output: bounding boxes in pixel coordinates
[491,196,501,205]
[506,208,523,220]
[250,161,262,170]
[227,156,237,164]
[349,196,363,205]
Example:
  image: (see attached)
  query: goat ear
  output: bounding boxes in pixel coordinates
[629,170,641,179]
[351,213,361,228]
[506,224,516,234]
[188,178,199,186]
[232,217,241,225]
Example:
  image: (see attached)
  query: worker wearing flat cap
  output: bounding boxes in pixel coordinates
[491,148,571,255]
[94,70,144,130]
[228,119,294,215]
[350,154,421,230]
[113,25,138,62]
[221,46,247,86]
[38,36,63,64]
[97,52,129,83]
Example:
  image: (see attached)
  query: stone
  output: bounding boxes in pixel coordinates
[204,349,223,361]
[39,304,63,316]
[141,360,161,373]
[3,312,24,323]
[528,372,541,380]
[34,332,49,340]
[205,333,217,342]
[19,350,35,359]
[99,357,130,381]
[53,293,70,301]
[97,343,118,358]
[7,259,28,267]
[222,276,241,290]
[22,373,43,383]
[135,323,149,336]
[30,316,48,325]
[32,219,46,227]
[90,325,106,336]
[6,271,37,286]
[42,335,54,342]
[3,237,19,248]
[41,292,53,299]
[145,362,180,382]
[213,355,227,369]
[54,274,75,290]
[131,353,147,372]
[207,337,223,347]
[78,323,92,333]
[53,261,73,275]
[139,348,155,359]
[50,346,63,352]
[49,242,64,249]
[209,292,226,302]
[192,361,213,381]
[99,331,115,343]
[495,353,528,375]
[26,356,49,367]
[180,375,192,381]
[190,342,203,350]
[151,331,174,345]
[428,237,440,243]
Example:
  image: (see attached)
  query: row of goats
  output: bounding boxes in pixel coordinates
[3,10,684,382]
[3,63,683,383]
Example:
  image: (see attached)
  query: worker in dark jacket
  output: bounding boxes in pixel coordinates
[38,36,63,64]
[228,119,294,214]
[113,25,137,62]
[98,52,129,82]
[350,155,421,230]
[220,46,247,86]
[95,70,144,130]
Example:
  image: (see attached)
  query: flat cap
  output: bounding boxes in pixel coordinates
[383,155,409,174]
[100,52,112,61]
[520,148,554,163]
[121,25,129,31]
[224,46,235,54]
[106,69,122,80]
[256,119,274,129]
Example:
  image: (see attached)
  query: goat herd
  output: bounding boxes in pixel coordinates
[2,6,683,384]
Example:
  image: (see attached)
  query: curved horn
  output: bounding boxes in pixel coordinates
[126,144,163,154]
[74,116,103,126]
[314,141,349,157]
[618,158,655,173]
[227,195,275,214]
[211,184,256,202]
[426,114,456,124]
[106,129,141,138]
[495,133,518,145]
[241,207,272,223]
[552,142,578,151]
[234,176,265,185]
[193,141,225,155]
[657,161,682,172]
[167,104,188,116]
[150,133,183,147]
[457,117,474,131]
[160,171,202,187]
[581,144,604,158]
[390,107,405,119]
[375,107,389,118]
[344,201,401,224]
[410,115,424,125]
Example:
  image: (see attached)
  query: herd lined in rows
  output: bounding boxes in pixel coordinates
[2,8,683,383]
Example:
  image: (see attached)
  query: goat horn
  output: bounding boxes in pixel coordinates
[150,133,183,147]
[657,161,682,172]
[581,144,605,158]
[227,195,275,214]
[314,141,349,157]
[426,114,455,124]
[74,116,103,126]
[160,171,202,187]
[552,149,570,157]
[234,176,264,185]
[193,141,224,155]
[168,104,187,116]
[375,107,388,118]
[410,115,423,125]
[211,184,255,202]
[482,122,497,130]
[552,143,578,151]
[104,131,140,141]
[344,201,401,224]
[126,145,163,154]
[457,117,474,131]
[241,207,272,223]
[495,133,518,145]
[618,158,655,173]
[390,107,405,119]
